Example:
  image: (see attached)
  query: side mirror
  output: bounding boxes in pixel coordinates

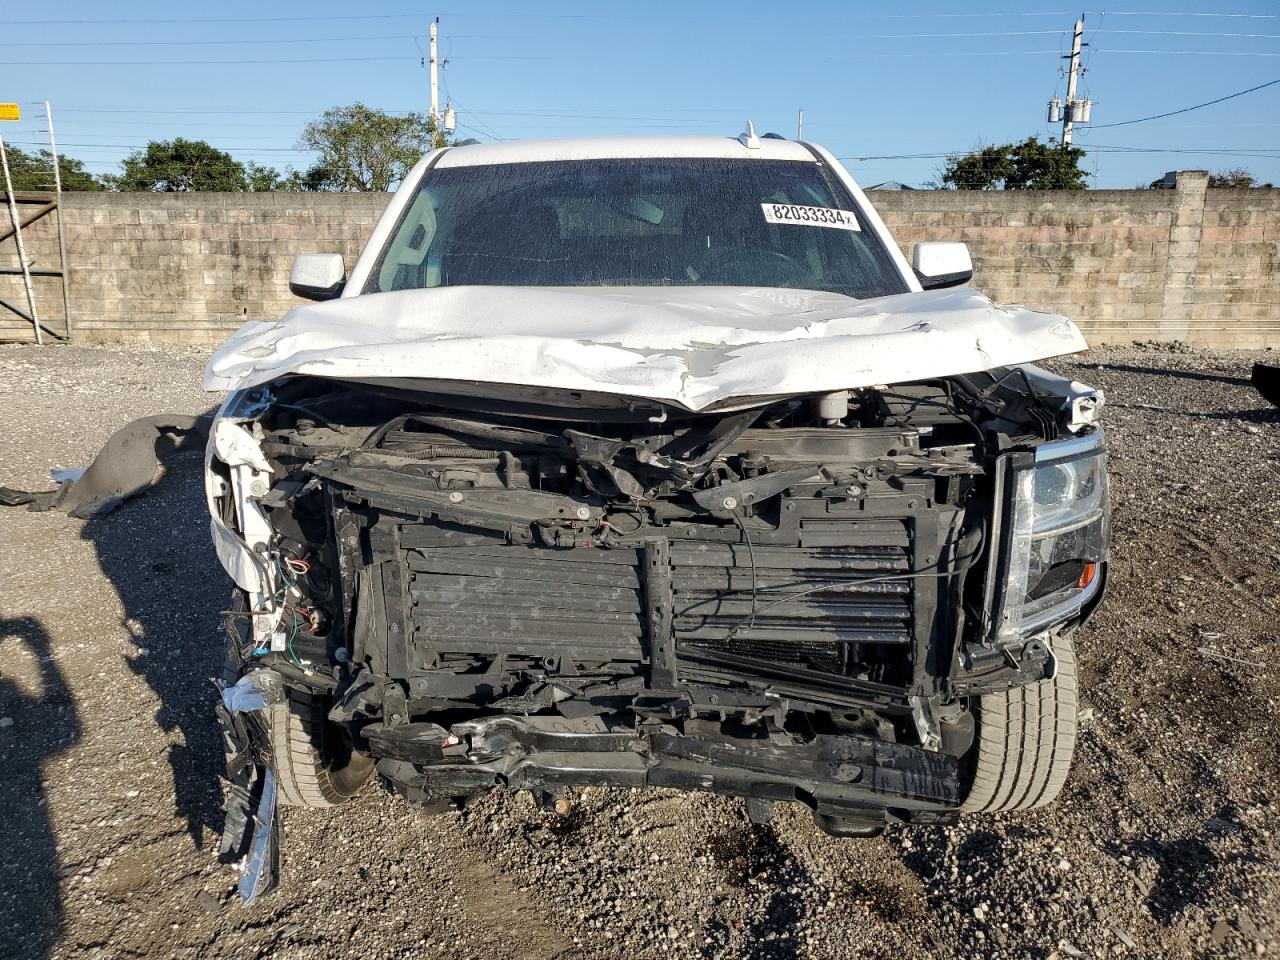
[912,241,973,290]
[289,253,346,301]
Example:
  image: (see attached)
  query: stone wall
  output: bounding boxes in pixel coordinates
[2,173,1277,348]
[871,171,1280,350]
[0,192,389,344]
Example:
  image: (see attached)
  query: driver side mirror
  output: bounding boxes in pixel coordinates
[912,241,973,290]
[289,253,346,301]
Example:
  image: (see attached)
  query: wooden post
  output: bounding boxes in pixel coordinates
[0,132,41,344]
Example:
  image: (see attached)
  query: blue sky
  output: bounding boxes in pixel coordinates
[3,0,1278,189]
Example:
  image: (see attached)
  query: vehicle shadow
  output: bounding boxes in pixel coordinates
[0,616,82,960]
[1086,363,1254,387]
[78,441,229,852]
[700,820,810,960]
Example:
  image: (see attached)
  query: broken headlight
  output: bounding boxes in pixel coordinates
[997,431,1108,641]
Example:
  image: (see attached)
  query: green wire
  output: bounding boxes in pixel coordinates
[286,609,305,668]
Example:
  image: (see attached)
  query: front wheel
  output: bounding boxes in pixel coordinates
[960,630,1079,813]
[222,601,372,809]
[265,686,373,808]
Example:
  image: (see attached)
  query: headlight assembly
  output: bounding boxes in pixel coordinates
[996,431,1109,641]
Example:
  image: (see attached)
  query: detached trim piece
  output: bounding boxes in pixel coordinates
[1,414,211,518]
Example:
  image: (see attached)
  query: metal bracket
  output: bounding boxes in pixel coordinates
[643,539,676,686]
[909,694,943,753]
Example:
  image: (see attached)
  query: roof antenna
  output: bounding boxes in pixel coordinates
[739,120,761,150]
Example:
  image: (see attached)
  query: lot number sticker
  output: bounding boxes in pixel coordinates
[761,203,859,231]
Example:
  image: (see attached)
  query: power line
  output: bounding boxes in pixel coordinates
[5,140,313,152]
[1095,28,1280,38]
[2,56,415,66]
[1091,47,1280,56]
[1,55,557,65]
[6,13,422,25]
[1097,10,1280,19]
[7,9,1277,28]
[7,26,1278,50]
[0,29,1090,46]
[6,10,1076,26]
[15,46,1277,67]
[0,34,422,47]
[839,145,1280,161]
[1087,78,1280,129]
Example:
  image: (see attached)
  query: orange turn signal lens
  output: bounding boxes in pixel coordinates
[1077,562,1098,589]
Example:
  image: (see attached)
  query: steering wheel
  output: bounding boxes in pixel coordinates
[698,246,811,286]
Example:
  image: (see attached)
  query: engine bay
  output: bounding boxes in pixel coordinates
[210,368,1103,849]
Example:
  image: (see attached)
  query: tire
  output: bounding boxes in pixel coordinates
[960,630,1078,813]
[265,686,373,808]
[221,600,373,809]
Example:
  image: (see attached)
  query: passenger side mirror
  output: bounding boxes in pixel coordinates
[289,253,346,301]
[912,241,973,290]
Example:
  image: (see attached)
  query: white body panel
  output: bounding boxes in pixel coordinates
[205,285,1087,412]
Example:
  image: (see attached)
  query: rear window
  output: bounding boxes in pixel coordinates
[367,157,908,300]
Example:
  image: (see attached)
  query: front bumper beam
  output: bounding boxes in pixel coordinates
[369,715,960,822]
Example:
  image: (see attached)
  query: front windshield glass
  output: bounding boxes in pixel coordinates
[367,157,908,299]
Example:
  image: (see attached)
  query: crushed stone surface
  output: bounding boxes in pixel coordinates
[1,340,1278,960]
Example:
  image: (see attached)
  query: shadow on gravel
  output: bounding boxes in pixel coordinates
[1125,829,1266,928]
[0,617,81,960]
[79,446,228,852]
[702,822,810,960]
[1088,363,1253,387]
[1132,836,1220,925]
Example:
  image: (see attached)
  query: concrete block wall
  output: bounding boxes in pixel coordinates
[1,192,389,343]
[1,176,1277,347]
[872,186,1182,345]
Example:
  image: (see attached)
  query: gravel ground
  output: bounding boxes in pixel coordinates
[1,340,1278,960]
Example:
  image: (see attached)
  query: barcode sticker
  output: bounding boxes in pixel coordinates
[761,203,860,231]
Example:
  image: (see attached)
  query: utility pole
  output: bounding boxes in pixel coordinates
[429,17,440,123]
[1061,15,1084,147]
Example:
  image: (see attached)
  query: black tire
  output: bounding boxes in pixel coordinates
[265,686,373,808]
[960,630,1078,813]
[221,601,372,809]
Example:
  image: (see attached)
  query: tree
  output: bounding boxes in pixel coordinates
[1145,168,1274,189]
[296,103,446,192]
[938,144,1013,191]
[1,145,102,191]
[105,138,285,192]
[940,137,1088,190]
[1209,168,1272,188]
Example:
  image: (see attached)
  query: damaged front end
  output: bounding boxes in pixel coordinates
[208,364,1107,889]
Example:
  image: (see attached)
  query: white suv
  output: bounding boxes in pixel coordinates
[206,132,1108,899]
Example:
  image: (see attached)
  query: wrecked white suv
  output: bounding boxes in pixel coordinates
[205,132,1107,898]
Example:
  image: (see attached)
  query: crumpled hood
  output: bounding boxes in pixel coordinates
[204,285,1088,411]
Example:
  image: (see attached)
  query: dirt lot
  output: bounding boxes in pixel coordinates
[1,341,1278,960]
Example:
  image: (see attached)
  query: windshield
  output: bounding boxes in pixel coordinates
[366,157,908,299]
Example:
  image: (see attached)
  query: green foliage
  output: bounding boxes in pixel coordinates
[941,137,1088,190]
[2,144,103,191]
[1208,168,1272,188]
[939,144,1014,191]
[105,138,284,192]
[246,162,288,192]
[296,103,445,192]
[1145,168,1273,189]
